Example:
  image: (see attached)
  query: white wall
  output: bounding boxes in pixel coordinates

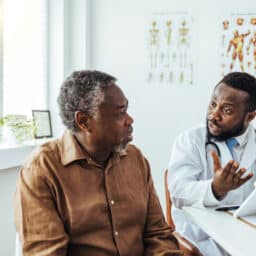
[0,167,20,255]
[89,0,256,206]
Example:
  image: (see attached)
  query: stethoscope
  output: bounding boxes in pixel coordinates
[205,139,222,173]
[205,135,221,160]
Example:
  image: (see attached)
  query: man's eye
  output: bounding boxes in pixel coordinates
[118,111,126,117]
[211,102,216,108]
[223,108,231,114]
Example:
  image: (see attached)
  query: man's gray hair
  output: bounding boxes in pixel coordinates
[57,70,116,131]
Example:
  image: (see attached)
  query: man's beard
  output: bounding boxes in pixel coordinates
[206,116,246,142]
[114,141,129,154]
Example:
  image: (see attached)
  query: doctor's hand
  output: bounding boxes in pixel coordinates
[211,151,253,200]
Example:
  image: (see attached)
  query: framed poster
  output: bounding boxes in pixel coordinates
[32,110,52,138]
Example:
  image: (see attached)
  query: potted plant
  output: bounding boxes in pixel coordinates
[0,115,37,143]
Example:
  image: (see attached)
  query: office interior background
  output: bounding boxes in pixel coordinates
[1,0,256,254]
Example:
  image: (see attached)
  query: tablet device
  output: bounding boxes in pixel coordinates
[233,189,256,218]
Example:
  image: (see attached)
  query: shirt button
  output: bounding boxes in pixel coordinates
[110,200,115,205]
[114,231,119,236]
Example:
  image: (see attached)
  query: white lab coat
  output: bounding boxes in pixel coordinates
[168,124,256,256]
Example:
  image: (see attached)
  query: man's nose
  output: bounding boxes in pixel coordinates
[126,112,134,125]
[208,108,221,121]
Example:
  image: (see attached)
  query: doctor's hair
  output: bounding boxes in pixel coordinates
[58,70,116,131]
[216,72,256,112]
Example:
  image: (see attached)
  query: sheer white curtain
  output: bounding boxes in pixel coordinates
[3,0,47,117]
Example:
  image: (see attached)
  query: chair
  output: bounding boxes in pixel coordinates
[164,169,202,256]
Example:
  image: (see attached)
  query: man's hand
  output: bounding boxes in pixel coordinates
[211,151,253,200]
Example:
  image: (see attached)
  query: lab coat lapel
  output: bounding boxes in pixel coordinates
[239,127,256,170]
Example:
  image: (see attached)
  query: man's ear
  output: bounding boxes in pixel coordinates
[74,111,91,132]
[246,111,256,123]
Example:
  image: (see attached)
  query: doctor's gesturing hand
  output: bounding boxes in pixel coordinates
[211,151,253,200]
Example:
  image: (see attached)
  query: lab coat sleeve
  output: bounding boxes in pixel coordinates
[168,130,221,208]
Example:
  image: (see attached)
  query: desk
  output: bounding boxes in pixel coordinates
[183,206,256,256]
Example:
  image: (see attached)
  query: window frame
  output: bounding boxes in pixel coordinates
[0,0,3,122]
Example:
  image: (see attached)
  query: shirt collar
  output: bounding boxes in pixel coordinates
[60,130,127,166]
[234,124,251,147]
[60,130,89,166]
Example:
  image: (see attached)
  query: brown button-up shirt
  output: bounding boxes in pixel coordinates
[14,131,182,256]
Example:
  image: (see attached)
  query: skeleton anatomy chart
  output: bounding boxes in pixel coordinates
[221,15,256,76]
[147,13,195,85]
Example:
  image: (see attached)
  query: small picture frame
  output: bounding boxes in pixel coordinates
[32,110,52,138]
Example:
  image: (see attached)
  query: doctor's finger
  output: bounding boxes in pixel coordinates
[222,160,235,179]
[232,168,245,184]
[229,161,239,175]
[211,150,221,172]
[238,172,253,186]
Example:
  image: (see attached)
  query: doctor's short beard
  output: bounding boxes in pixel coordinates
[206,116,246,142]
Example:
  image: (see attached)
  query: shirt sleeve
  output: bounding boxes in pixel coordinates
[142,159,184,256]
[168,131,221,208]
[14,159,69,256]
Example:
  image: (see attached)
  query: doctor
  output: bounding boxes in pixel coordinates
[168,71,256,256]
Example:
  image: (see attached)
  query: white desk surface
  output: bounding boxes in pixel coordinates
[183,206,256,256]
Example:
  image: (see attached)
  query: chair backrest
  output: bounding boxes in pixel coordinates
[164,169,175,229]
[164,170,203,256]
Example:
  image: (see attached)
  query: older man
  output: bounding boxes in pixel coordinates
[168,72,256,256]
[14,70,182,256]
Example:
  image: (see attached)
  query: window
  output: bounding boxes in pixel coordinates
[1,0,47,117]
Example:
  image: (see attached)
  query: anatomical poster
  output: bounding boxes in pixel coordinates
[220,14,256,76]
[147,12,195,85]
